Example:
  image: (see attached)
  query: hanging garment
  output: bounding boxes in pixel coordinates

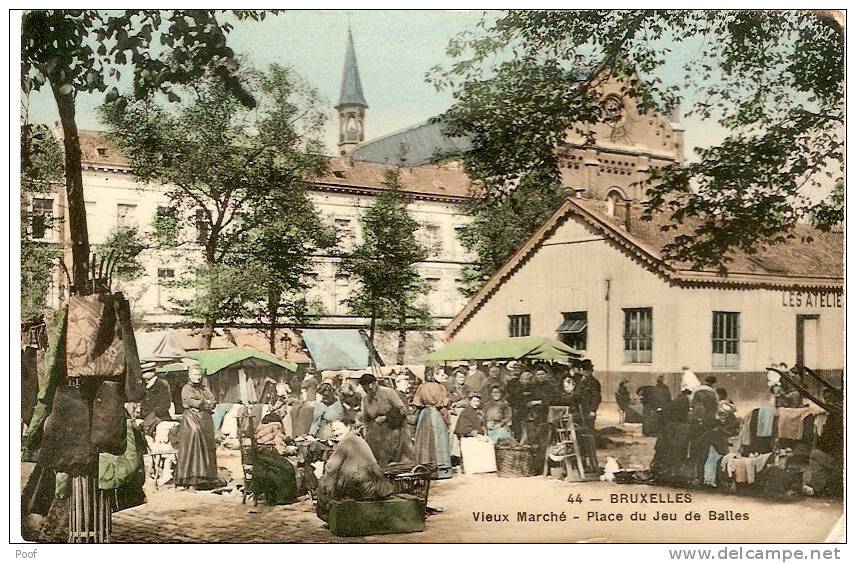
[756,405,776,437]
[777,407,813,440]
[66,294,126,378]
[90,381,128,455]
[37,385,97,476]
[24,305,68,457]
[99,420,142,490]
[703,445,722,487]
[745,453,773,485]
[116,294,144,401]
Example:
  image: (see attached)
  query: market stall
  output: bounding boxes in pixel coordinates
[420,336,582,364]
[157,348,297,409]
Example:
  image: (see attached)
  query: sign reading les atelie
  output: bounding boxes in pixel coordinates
[781,291,842,308]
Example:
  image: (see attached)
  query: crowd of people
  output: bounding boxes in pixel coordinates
[131,357,605,501]
[131,355,841,516]
[626,364,843,498]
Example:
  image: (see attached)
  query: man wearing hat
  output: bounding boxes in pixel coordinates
[577,359,601,429]
[139,361,173,435]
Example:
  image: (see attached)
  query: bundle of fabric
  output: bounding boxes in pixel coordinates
[252,448,298,505]
[66,293,141,393]
[459,436,497,474]
[256,421,287,455]
[91,381,127,455]
[777,407,813,440]
[37,385,97,476]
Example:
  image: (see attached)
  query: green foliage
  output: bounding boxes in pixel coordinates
[22,10,274,109]
[95,225,147,282]
[458,171,565,296]
[340,170,431,341]
[22,9,276,290]
[232,177,337,331]
[152,206,181,248]
[433,10,843,272]
[100,62,328,339]
[20,124,63,319]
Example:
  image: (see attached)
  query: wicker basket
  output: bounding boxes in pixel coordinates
[387,464,432,505]
[495,445,542,477]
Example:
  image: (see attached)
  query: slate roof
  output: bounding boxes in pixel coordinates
[336,28,368,109]
[350,117,472,167]
[447,197,843,337]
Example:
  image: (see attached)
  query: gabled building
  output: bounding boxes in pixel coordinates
[446,196,843,403]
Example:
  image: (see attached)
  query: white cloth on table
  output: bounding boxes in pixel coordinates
[460,436,496,474]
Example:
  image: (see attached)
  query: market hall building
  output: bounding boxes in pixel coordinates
[445,196,843,404]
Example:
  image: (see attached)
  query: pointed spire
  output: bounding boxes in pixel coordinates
[336,27,368,110]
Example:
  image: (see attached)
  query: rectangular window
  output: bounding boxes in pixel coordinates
[31,198,53,239]
[116,203,137,227]
[157,268,175,279]
[425,277,441,291]
[623,307,653,363]
[419,223,443,257]
[195,209,210,245]
[334,218,355,249]
[712,311,740,368]
[558,311,587,352]
[508,314,531,337]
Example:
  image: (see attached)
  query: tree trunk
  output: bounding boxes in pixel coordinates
[200,318,215,350]
[396,311,407,365]
[267,291,279,355]
[200,242,218,350]
[368,313,377,367]
[50,78,90,294]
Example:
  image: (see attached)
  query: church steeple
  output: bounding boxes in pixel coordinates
[336,27,368,156]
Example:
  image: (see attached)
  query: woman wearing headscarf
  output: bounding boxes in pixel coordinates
[411,371,454,479]
[310,380,345,439]
[482,385,513,443]
[651,368,700,483]
[359,373,411,466]
[175,361,218,490]
[316,422,394,522]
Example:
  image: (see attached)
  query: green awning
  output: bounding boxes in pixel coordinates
[157,347,297,375]
[419,336,582,364]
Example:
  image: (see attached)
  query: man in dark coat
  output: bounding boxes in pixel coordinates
[577,359,601,429]
[139,362,173,435]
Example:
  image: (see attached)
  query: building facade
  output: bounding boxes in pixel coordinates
[447,197,844,404]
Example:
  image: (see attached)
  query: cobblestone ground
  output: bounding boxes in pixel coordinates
[110,416,843,544]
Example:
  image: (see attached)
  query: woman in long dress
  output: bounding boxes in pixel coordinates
[412,371,454,479]
[359,373,411,466]
[175,362,218,490]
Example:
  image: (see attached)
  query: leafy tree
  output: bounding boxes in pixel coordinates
[433,10,843,273]
[340,170,431,362]
[234,185,337,354]
[457,170,565,296]
[20,124,63,319]
[100,64,328,348]
[21,9,273,292]
[94,225,147,283]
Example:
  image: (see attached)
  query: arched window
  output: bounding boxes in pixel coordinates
[605,188,626,216]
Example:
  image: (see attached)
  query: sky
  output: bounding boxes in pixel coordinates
[22,10,732,159]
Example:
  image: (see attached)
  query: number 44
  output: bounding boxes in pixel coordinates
[567,493,583,503]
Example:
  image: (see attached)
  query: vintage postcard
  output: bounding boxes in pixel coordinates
[14,8,845,546]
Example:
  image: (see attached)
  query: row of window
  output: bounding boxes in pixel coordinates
[508,309,741,367]
[30,201,468,262]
